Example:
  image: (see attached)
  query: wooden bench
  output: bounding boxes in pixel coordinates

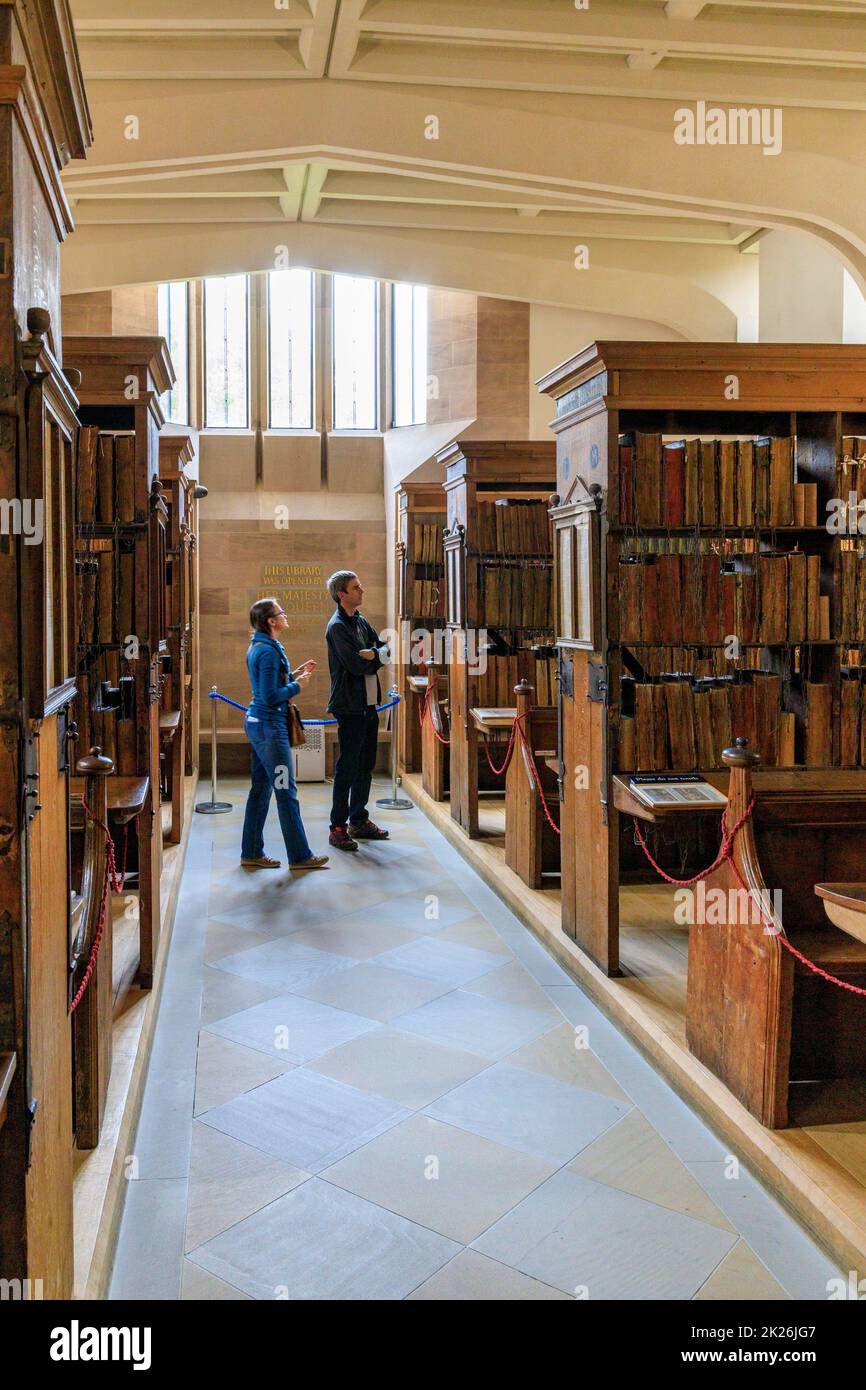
[686,741,866,1129]
[505,679,560,888]
[418,663,450,802]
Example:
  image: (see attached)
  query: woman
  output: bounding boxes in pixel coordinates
[240,598,329,871]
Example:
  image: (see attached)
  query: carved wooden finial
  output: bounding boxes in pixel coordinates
[77,746,114,775]
[722,736,760,769]
[66,367,82,391]
[27,307,51,338]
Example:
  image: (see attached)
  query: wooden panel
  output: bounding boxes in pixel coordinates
[25,713,74,1298]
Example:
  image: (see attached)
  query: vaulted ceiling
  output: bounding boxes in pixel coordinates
[62,0,866,338]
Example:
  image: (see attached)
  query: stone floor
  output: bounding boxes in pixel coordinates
[109,777,842,1301]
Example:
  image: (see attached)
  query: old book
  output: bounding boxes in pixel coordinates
[730,680,756,751]
[635,432,663,528]
[643,558,659,641]
[651,682,669,768]
[735,571,757,645]
[753,672,781,767]
[683,439,700,527]
[857,557,866,642]
[77,426,100,527]
[805,682,833,767]
[634,683,656,770]
[665,680,696,770]
[861,686,866,767]
[718,442,737,527]
[708,686,732,767]
[769,437,794,526]
[754,437,771,525]
[114,435,135,524]
[97,433,114,525]
[786,551,807,643]
[840,551,858,640]
[778,711,796,768]
[736,441,755,528]
[699,439,718,528]
[619,559,643,644]
[819,594,831,640]
[806,554,821,637]
[663,442,685,528]
[757,554,788,644]
[840,679,861,768]
[693,690,716,769]
[720,570,737,645]
[96,551,114,645]
[118,543,135,642]
[619,436,635,527]
[618,714,636,771]
[656,554,682,644]
[793,483,805,528]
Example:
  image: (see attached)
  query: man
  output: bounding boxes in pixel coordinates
[325,570,391,851]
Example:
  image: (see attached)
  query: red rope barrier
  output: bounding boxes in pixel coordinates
[482,719,516,776]
[70,800,120,1015]
[419,690,451,746]
[632,802,866,998]
[514,717,560,835]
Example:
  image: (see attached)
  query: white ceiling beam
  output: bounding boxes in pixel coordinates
[278,164,307,220]
[626,51,665,70]
[300,162,329,220]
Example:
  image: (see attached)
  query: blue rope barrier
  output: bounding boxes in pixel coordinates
[208,690,401,727]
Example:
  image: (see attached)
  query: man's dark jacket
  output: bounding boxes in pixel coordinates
[326,604,383,713]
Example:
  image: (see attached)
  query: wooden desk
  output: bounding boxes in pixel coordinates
[70,775,150,827]
[471,707,516,732]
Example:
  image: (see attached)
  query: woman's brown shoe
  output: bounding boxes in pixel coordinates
[241,855,281,869]
[290,854,330,871]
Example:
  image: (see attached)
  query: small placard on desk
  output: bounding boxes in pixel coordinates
[628,776,727,811]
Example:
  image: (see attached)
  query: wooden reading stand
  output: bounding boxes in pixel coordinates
[505,679,560,888]
[686,740,866,1129]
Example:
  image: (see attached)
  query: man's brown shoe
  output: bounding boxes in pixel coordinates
[329,826,358,852]
[290,854,330,871]
[241,855,281,869]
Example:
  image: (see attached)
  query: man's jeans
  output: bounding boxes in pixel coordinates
[330,708,379,829]
[241,714,312,863]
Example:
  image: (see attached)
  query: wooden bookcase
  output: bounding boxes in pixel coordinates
[538,341,866,975]
[0,0,91,1300]
[438,439,557,836]
[159,433,198,843]
[63,335,175,989]
[394,481,446,772]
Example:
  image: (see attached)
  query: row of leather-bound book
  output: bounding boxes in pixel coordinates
[475,499,553,555]
[481,563,553,629]
[77,428,137,527]
[411,579,445,619]
[412,520,445,565]
[839,437,866,500]
[77,537,136,647]
[618,548,833,645]
[618,673,836,770]
[474,656,558,709]
[619,433,822,530]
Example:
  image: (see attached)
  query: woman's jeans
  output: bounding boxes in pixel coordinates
[241,714,312,864]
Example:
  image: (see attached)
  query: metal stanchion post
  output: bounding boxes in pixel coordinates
[195,685,233,813]
[376,687,413,811]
